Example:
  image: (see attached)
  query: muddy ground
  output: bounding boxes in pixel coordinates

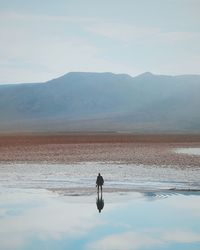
[0,134,200,166]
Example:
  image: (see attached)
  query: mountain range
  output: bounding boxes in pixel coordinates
[0,71,200,133]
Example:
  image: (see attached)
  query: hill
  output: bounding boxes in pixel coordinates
[0,72,200,133]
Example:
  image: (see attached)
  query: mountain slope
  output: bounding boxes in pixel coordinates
[0,72,200,133]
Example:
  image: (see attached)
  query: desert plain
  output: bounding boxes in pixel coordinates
[0,133,200,166]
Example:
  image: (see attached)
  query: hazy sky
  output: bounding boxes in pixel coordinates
[0,0,200,83]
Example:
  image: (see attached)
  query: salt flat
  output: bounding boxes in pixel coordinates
[0,134,200,250]
[0,162,200,194]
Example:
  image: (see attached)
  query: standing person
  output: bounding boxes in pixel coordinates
[96,173,104,193]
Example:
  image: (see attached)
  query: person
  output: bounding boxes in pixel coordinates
[96,173,104,193]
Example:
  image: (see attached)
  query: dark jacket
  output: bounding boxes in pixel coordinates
[96,175,104,186]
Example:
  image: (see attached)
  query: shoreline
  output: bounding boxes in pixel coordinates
[49,187,200,196]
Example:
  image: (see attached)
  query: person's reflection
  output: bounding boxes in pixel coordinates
[96,189,104,213]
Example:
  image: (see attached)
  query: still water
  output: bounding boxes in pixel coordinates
[175,148,200,156]
[0,188,200,250]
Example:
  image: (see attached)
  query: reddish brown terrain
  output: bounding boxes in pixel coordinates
[0,134,200,166]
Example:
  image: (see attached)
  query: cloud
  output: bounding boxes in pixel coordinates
[0,9,200,83]
[163,230,200,243]
[87,229,200,250]
[0,11,93,23]
[86,20,200,45]
[86,21,159,42]
[3,10,199,44]
[155,31,200,45]
[0,191,101,249]
[0,19,142,83]
[87,231,163,250]
[168,195,200,218]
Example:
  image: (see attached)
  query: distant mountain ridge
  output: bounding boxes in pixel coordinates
[0,72,200,133]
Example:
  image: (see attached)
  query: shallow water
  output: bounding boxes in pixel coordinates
[0,162,200,249]
[175,147,200,156]
[0,188,200,250]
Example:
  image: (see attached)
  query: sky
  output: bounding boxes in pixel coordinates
[0,0,200,83]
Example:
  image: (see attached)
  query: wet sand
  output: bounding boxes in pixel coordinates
[0,134,200,166]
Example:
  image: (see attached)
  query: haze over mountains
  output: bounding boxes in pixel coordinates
[0,72,200,133]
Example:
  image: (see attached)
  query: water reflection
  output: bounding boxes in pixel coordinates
[96,189,104,213]
[175,147,200,156]
[0,189,200,250]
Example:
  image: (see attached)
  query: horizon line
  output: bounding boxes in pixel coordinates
[1,71,200,85]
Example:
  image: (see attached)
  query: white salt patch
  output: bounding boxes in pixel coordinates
[175,148,200,156]
[0,162,200,191]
